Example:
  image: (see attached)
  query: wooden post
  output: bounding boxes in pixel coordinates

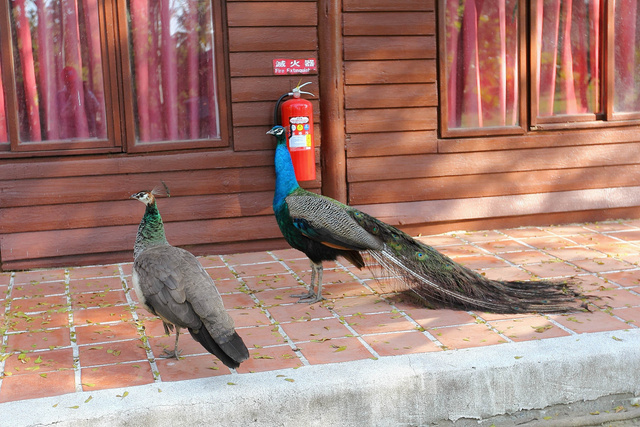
[318,0,347,203]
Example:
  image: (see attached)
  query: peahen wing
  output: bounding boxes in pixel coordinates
[285,192,384,252]
[133,246,248,365]
[133,246,201,330]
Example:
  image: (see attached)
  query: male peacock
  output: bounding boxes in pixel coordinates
[267,125,583,313]
[131,190,249,368]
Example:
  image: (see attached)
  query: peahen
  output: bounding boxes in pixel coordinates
[131,190,249,368]
[267,125,583,313]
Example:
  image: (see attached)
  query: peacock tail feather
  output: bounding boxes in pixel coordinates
[349,209,580,313]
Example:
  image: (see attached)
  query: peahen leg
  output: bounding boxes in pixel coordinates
[298,262,325,304]
[291,259,318,300]
[159,327,183,359]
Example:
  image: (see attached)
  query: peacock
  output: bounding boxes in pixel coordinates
[267,125,583,313]
[131,190,249,368]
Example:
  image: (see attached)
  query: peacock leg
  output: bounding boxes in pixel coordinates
[291,259,318,300]
[160,327,183,359]
[298,262,325,304]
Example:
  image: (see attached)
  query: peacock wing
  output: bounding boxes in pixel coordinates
[285,192,383,251]
[133,246,201,330]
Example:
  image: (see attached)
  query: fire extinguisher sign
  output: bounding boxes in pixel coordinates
[273,58,317,75]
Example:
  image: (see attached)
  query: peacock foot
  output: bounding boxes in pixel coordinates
[290,290,316,300]
[297,294,325,304]
[159,348,183,360]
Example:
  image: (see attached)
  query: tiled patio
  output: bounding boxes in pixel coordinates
[1,220,640,405]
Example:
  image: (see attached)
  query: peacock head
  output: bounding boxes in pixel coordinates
[266,125,287,144]
[131,190,155,206]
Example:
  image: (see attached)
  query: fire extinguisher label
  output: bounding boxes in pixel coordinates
[288,116,312,151]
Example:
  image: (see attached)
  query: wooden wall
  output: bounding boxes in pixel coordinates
[0,1,321,271]
[3,0,640,271]
[343,0,640,235]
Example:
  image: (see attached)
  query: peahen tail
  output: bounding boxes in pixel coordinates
[351,211,583,314]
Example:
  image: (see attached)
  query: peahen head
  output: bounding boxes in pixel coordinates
[131,190,155,206]
[131,190,168,258]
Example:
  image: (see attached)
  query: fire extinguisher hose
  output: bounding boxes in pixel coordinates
[273,93,291,127]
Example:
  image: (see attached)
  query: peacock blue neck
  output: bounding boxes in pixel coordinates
[134,202,169,259]
[273,138,300,210]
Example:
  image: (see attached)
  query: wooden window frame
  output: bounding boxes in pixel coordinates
[0,0,231,157]
[438,0,527,138]
[438,0,640,138]
[117,0,231,154]
[0,0,121,156]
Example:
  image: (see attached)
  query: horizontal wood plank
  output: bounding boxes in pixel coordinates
[345,83,437,109]
[0,238,293,271]
[344,0,435,12]
[344,12,435,36]
[227,2,317,27]
[353,186,640,226]
[230,51,318,77]
[232,100,320,127]
[231,76,319,102]
[348,143,640,182]
[349,165,640,205]
[0,215,283,261]
[0,192,276,233]
[347,130,437,157]
[234,126,321,151]
[395,207,640,239]
[0,150,275,180]
[438,126,640,153]
[0,167,276,207]
[344,36,436,60]
[345,107,437,133]
[229,27,318,52]
[345,60,437,85]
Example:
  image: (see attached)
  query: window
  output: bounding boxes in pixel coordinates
[125,0,225,151]
[0,0,228,155]
[439,0,640,137]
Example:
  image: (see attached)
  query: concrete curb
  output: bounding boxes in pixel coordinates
[4,329,640,426]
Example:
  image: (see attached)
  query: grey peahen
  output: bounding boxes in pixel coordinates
[131,190,249,368]
[267,125,584,313]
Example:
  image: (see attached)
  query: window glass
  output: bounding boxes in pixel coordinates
[614,0,640,113]
[0,47,7,143]
[128,0,220,142]
[444,0,519,129]
[535,0,601,118]
[10,0,107,142]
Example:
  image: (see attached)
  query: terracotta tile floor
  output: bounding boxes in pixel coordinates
[2,220,640,403]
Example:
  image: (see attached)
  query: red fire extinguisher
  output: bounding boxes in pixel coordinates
[274,82,316,181]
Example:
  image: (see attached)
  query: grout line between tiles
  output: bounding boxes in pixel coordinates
[334,259,449,348]
[273,253,382,359]
[62,269,84,392]
[225,254,310,368]
[118,265,162,383]
[471,313,514,344]
[0,273,15,396]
